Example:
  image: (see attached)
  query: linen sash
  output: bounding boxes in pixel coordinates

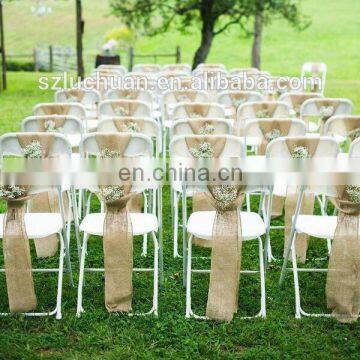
[254,103,278,119]
[258,120,292,218]
[64,89,85,102]
[205,185,244,321]
[184,104,210,118]
[2,195,37,312]
[36,117,66,132]
[326,186,360,323]
[114,89,140,100]
[185,136,226,247]
[41,104,71,116]
[95,134,137,312]
[283,138,320,263]
[17,134,62,258]
[327,116,360,141]
[174,90,197,102]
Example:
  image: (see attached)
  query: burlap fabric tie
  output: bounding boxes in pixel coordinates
[205,185,244,321]
[306,100,340,134]
[1,192,37,312]
[185,104,210,118]
[327,116,360,141]
[284,138,320,263]
[228,92,250,120]
[95,134,139,312]
[185,136,226,247]
[64,89,85,102]
[40,104,71,116]
[110,101,139,117]
[289,93,319,117]
[36,117,66,133]
[174,90,197,102]
[114,90,139,100]
[326,186,360,323]
[258,120,292,218]
[17,134,64,258]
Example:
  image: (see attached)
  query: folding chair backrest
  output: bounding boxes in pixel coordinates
[55,89,100,108]
[22,115,83,134]
[98,99,151,118]
[171,102,225,121]
[170,118,232,137]
[33,103,86,121]
[349,137,360,157]
[195,63,226,72]
[323,115,360,137]
[162,64,191,74]
[132,64,161,73]
[236,101,291,135]
[300,98,353,118]
[97,64,127,76]
[105,89,153,105]
[266,135,339,196]
[244,118,306,143]
[301,62,327,92]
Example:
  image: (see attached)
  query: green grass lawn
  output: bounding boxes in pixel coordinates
[0,0,360,358]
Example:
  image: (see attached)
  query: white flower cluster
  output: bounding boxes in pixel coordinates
[189,112,202,118]
[212,185,238,210]
[125,121,140,133]
[189,142,214,158]
[100,148,122,158]
[345,186,360,204]
[22,140,43,158]
[256,110,270,118]
[99,186,125,202]
[0,185,27,199]
[44,120,62,133]
[291,146,309,159]
[319,106,334,119]
[348,128,360,141]
[114,106,129,116]
[199,123,215,135]
[265,128,282,142]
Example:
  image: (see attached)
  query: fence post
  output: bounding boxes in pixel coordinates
[128,46,134,71]
[33,47,39,72]
[49,45,53,72]
[175,46,181,64]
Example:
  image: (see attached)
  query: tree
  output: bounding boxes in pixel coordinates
[251,0,310,69]
[76,0,85,79]
[110,0,309,69]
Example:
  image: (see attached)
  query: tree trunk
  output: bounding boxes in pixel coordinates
[0,0,7,91]
[251,11,263,70]
[76,0,85,79]
[192,0,215,70]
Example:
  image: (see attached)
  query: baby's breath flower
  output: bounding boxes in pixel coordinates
[99,186,125,202]
[212,185,238,210]
[189,142,214,158]
[319,106,334,119]
[22,140,43,158]
[44,120,62,133]
[256,110,270,118]
[125,121,140,133]
[348,128,360,141]
[265,128,281,142]
[291,146,309,159]
[345,186,360,204]
[189,112,202,118]
[100,148,122,158]
[0,185,27,199]
[114,106,129,116]
[199,123,215,135]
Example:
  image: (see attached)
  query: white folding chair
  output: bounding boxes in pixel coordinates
[279,92,323,117]
[162,64,191,74]
[236,101,291,136]
[98,99,152,121]
[301,62,327,94]
[55,89,101,120]
[216,90,264,119]
[300,98,353,133]
[132,64,161,73]
[170,135,266,319]
[0,132,74,319]
[273,136,340,318]
[76,133,160,317]
[323,115,360,145]
[96,64,127,76]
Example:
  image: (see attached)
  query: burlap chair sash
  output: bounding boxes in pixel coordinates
[283,138,320,262]
[64,89,85,102]
[174,91,198,102]
[327,116,360,141]
[112,118,145,134]
[205,185,244,321]
[41,104,71,116]
[36,117,66,133]
[326,186,360,322]
[95,135,140,312]
[110,101,139,117]
[184,104,210,118]
[187,119,218,135]
[253,103,278,118]
[289,94,319,117]
[114,90,140,100]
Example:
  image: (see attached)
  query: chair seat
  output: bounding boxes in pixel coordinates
[187,211,266,241]
[0,213,63,239]
[295,215,337,239]
[80,213,158,236]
